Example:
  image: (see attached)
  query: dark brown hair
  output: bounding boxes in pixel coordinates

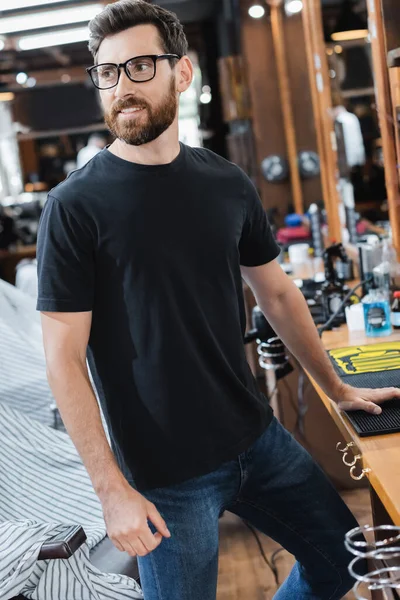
[88,0,188,61]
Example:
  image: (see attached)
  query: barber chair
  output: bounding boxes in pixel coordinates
[12,526,140,600]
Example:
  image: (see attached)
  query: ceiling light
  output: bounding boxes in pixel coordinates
[1,0,70,11]
[0,92,15,102]
[200,92,212,104]
[18,26,89,50]
[334,44,343,54]
[332,29,368,41]
[26,77,37,87]
[0,4,103,35]
[285,0,303,15]
[16,72,28,84]
[248,4,265,19]
[331,0,368,42]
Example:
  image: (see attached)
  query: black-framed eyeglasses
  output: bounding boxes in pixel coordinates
[86,54,181,90]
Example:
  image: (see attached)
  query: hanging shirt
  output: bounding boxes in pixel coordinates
[76,144,102,169]
[36,143,280,490]
[335,108,366,167]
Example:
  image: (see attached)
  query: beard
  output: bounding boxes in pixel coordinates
[104,76,178,146]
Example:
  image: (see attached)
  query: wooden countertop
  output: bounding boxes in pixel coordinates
[312,326,400,525]
[0,244,36,258]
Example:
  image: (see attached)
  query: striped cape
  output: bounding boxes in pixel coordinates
[0,401,143,599]
[0,279,54,426]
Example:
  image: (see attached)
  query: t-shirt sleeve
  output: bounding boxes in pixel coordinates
[36,194,95,312]
[238,172,281,267]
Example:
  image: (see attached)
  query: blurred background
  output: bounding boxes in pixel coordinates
[0,0,399,280]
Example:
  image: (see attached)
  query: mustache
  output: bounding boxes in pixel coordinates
[111,98,150,116]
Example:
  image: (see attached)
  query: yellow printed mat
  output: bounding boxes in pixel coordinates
[329,342,400,376]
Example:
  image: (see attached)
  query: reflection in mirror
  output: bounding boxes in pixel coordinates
[324,0,389,239]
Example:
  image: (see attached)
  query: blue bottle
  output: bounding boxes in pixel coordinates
[362,289,392,337]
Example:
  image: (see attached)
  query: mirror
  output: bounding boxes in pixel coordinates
[324,0,389,235]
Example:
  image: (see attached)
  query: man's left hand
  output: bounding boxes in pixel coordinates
[333,384,400,415]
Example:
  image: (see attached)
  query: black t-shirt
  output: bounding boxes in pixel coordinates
[36,143,280,490]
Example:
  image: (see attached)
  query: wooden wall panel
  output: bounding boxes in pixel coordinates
[18,139,39,183]
[285,13,323,212]
[269,3,304,215]
[239,1,330,222]
[368,0,400,256]
[240,7,291,219]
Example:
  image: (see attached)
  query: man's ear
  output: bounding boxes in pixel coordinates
[176,56,193,93]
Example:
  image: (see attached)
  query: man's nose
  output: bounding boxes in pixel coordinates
[114,68,137,99]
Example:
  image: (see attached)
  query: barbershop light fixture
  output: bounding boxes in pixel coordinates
[0,3,102,35]
[285,0,303,15]
[200,92,212,104]
[16,72,28,84]
[0,92,15,102]
[1,0,70,11]
[331,0,368,42]
[248,4,266,19]
[18,26,89,50]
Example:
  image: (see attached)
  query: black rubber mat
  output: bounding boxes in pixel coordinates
[328,344,400,437]
[342,398,400,437]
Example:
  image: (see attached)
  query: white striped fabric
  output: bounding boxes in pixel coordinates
[0,279,111,439]
[0,318,54,426]
[0,279,53,426]
[0,401,143,599]
[0,276,42,350]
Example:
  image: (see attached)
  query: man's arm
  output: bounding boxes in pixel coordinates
[41,311,170,556]
[241,260,400,413]
[41,311,124,494]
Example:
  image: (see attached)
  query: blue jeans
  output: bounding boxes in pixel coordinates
[137,417,360,600]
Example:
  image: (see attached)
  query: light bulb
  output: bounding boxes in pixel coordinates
[285,0,303,15]
[248,4,265,19]
[16,72,28,85]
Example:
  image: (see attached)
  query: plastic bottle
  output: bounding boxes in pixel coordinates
[382,236,398,291]
[391,291,400,329]
[308,204,324,258]
[362,289,392,337]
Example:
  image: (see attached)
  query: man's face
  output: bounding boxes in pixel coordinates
[97,24,179,146]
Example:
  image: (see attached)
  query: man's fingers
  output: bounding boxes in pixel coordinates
[363,402,382,415]
[147,503,171,538]
[376,387,400,400]
[109,535,137,556]
[359,387,399,402]
[124,540,138,557]
[110,538,126,553]
[139,530,163,553]
[339,400,382,414]
[131,537,149,557]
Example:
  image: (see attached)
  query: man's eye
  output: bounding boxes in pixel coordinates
[136,63,151,72]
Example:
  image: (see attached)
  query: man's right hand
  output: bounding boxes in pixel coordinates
[100,484,171,557]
